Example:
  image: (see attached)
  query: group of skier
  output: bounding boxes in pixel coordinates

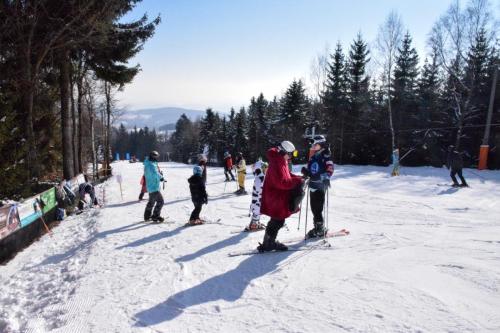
[138,135,334,252]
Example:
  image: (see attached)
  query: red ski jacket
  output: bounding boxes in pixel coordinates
[261,147,303,220]
[225,156,233,170]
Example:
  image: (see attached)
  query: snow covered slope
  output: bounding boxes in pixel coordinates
[1,161,499,332]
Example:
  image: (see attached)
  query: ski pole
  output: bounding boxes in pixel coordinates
[297,181,308,231]
[304,186,310,243]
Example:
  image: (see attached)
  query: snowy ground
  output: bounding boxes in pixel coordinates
[1,161,500,333]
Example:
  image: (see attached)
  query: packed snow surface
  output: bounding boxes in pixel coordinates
[1,161,500,332]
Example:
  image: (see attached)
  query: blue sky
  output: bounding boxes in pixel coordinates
[117,0,456,112]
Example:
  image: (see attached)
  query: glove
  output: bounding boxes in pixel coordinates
[321,173,331,188]
[301,167,310,177]
[160,177,165,182]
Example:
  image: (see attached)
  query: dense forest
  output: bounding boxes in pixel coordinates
[160,1,499,168]
[0,1,159,198]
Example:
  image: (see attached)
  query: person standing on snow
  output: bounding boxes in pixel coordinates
[301,135,334,238]
[143,150,165,222]
[188,165,208,225]
[446,145,468,187]
[235,152,247,195]
[223,152,236,182]
[198,154,208,184]
[247,159,268,231]
[258,141,304,252]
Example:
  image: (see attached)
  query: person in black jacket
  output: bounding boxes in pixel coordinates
[188,165,208,225]
[446,145,468,187]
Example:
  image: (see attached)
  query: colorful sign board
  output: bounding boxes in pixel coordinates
[0,204,21,240]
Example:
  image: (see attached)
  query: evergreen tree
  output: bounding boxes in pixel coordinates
[393,32,420,161]
[324,42,349,163]
[234,107,249,157]
[346,33,371,163]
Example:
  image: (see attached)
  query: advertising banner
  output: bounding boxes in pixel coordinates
[0,204,21,240]
[18,197,43,228]
[39,188,57,214]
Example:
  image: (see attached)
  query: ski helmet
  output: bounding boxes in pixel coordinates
[193,165,203,176]
[312,135,327,147]
[149,150,159,160]
[279,140,295,153]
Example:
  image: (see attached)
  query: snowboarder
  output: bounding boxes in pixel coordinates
[139,175,147,201]
[198,154,208,184]
[301,135,334,238]
[447,145,468,187]
[143,150,165,222]
[77,182,99,210]
[258,141,304,252]
[235,152,247,195]
[247,159,267,231]
[188,165,208,225]
[223,151,236,182]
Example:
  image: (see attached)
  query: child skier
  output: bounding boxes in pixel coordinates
[198,154,208,184]
[144,150,165,222]
[223,152,236,181]
[235,152,247,195]
[301,135,334,238]
[246,159,267,231]
[188,165,208,225]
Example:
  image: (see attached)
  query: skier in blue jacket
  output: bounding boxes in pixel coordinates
[301,135,334,238]
[143,151,165,222]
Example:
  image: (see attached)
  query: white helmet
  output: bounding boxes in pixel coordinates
[279,140,295,153]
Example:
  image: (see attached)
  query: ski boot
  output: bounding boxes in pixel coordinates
[245,221,266,232]
[307,222,327,239]
[151,216,165,223]
[459,183,469,187]
[257,234,288,252]
[188,218,204,226]
[451,183,460,188]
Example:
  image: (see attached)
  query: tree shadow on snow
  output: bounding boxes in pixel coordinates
[175,232,251,263]
[133,247,296,326]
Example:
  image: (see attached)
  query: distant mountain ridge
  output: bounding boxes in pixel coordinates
[118,107,206,129]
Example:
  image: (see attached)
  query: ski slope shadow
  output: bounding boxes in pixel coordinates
[133,247,296,325]
[437,187,460,195]
[175,232,251,263]
[115,225,185,249]
[36,222,151,267]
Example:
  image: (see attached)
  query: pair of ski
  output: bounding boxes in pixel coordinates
[228,229,350,257]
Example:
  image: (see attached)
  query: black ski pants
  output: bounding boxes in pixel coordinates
[450,168,467,186]
[224,168,235,181]
[144,191,164,220]
[310,189,325,224]
[190,201,203,221]
[265,218,285,241]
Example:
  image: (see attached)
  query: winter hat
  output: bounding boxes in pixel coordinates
[193,165,203,176]
[278,140,295,154]
[224,151,230,158]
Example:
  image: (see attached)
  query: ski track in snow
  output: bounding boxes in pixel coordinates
[1,162,500,332]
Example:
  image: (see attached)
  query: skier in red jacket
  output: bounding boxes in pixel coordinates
[258,141,303,252]
[223,152,236,181]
